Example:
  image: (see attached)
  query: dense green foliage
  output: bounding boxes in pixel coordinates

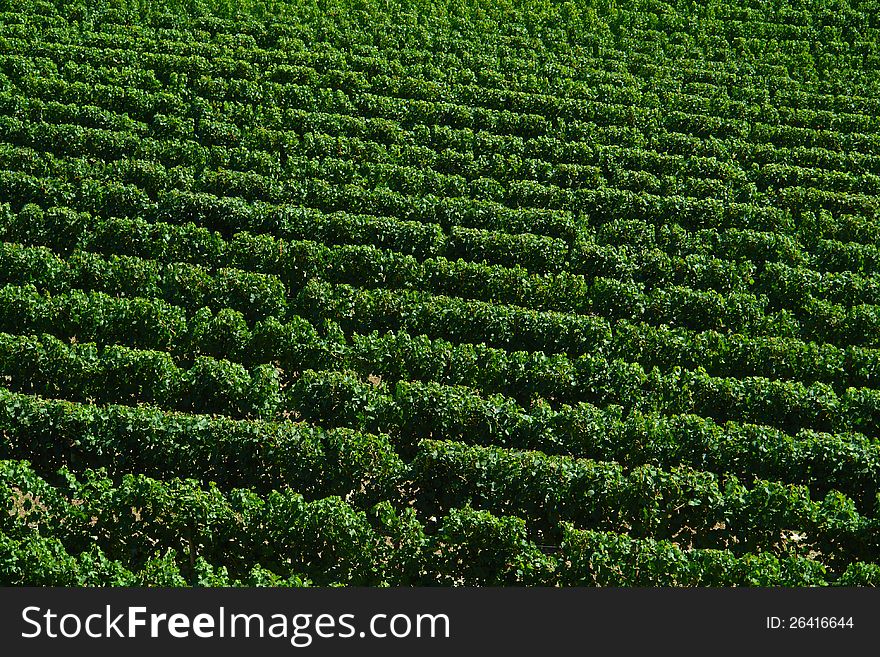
[1,0,879,585]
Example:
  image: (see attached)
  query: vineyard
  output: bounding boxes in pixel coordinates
[1,0,880,586]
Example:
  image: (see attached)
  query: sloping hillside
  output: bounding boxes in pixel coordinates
[1,0,879,585]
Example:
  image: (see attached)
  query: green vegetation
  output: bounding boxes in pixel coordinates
[1,0,879,585]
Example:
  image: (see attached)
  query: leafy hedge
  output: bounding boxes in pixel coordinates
[1,0,880,586]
